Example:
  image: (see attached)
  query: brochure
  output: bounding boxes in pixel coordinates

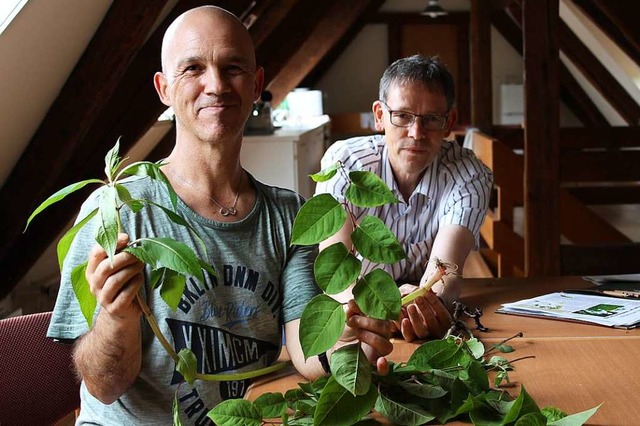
[496,291,640,329]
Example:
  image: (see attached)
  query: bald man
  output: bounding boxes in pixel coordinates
[47,6,392,424]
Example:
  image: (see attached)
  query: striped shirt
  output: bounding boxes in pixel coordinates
[315,134,493,283]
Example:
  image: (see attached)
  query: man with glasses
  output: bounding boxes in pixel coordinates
[315,55,493,341]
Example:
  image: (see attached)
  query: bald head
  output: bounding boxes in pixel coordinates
[160,6,256,75]
[153,5,263,144]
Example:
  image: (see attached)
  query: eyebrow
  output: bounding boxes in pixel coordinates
[392,107,446,116]
[175,54,254,69]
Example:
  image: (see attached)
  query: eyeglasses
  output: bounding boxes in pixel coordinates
[380,101,448,131]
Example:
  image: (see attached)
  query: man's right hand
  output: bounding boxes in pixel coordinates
[86,233,145,320]
[394,284,452,341]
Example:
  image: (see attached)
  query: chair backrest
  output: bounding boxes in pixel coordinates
[0,311,80,426]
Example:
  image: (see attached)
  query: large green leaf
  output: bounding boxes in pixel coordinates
[351,216,406,264]
[547,404,601,426]
[144,200,208,254]
[24,178,103,231]
[176,348,197,384]
[541,407,567,422]
[454,393,490,414]
[120,161,178,209]
[309,162,340,182]
[198,258,216,277]
[502,386,541,424]
[57,208,98,271]
[345,171,399,208]
[352,269,401,320]
[70,261,96,327]
[115,184,144,213]
[159,269,187,311]
[104,139,124,181]
[125,237,205,284]
[464,360,490,394]
[96,185,119,262]
[513,412,548,426]
[291,194,347,245]
[408,339,462,369]
[254,392,287,418]
[299,295,346,358]
[374,392,436,426]
[398,381,447,399]
[314,242,361,294]
[465,338,485,360]
[330,344,372,396]
[314,376,378,426]
[208,399,262,426]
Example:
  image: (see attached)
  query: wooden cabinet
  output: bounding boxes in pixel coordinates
[240,116,330,199]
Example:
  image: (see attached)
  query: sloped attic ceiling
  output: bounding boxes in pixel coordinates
[1,0,639,298]
[0,0,385,298]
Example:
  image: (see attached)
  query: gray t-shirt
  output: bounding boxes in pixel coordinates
[47,174,319,425]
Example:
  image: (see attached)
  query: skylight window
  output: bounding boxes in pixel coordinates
[0,0,28,35]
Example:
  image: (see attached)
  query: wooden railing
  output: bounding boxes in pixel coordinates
[472,126,640,277]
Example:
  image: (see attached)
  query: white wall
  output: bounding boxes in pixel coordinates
[0,0,113,187]
[315,18,553,126]
[315,0,636,127]
[315,24,389,114]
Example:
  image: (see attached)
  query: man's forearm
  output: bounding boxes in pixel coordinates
[73,310,142,404]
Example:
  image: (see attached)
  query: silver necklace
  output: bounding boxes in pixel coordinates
[170,167,243,216]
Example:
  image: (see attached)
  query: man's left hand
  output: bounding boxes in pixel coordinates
[340,300,394,375]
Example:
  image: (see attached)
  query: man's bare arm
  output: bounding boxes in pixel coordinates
[74,309,142,404]
[425,224,475,305]
[397,225,475,340]
[74,234,144,404]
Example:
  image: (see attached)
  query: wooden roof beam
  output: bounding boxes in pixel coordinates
[571,0,640,68]
[559,19,640,125]
[470,0,493,132]
[248,0,300,48]
[522,0,561,276]
[259,0,385,106]
[0,0,171,298]
[0,0,255,297]
[494,6,608,126]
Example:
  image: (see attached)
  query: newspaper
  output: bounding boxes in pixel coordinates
[497,292,640,329]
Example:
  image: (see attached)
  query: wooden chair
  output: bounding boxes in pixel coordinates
[0,311,80,425]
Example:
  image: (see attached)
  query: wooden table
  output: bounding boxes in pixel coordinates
[247,277,640,425]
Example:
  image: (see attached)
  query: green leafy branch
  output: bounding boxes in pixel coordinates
[25,141,288,387]
[209,162,600,425]
[210,336,600,426]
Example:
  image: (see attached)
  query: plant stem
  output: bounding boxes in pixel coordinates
[484,332,524,356]
[136,293,290,381]
[400,259,448,306]
[194,362,290,381]
[506,355,535,364]
[137,293,180,363]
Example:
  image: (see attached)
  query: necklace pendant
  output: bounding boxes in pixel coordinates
[220,207,237,216]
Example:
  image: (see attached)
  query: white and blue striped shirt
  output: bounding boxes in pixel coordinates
[315,135,493,283]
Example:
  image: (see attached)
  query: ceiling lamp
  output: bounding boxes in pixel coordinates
[421,0,448,18]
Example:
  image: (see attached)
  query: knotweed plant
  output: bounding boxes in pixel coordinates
[25,141,288,420]
[209,162,600,426]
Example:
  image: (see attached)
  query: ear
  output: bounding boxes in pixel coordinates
[253,66,265,102]
[372,100,385,132]
[154,72,171,107]
[443,108,458,138]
